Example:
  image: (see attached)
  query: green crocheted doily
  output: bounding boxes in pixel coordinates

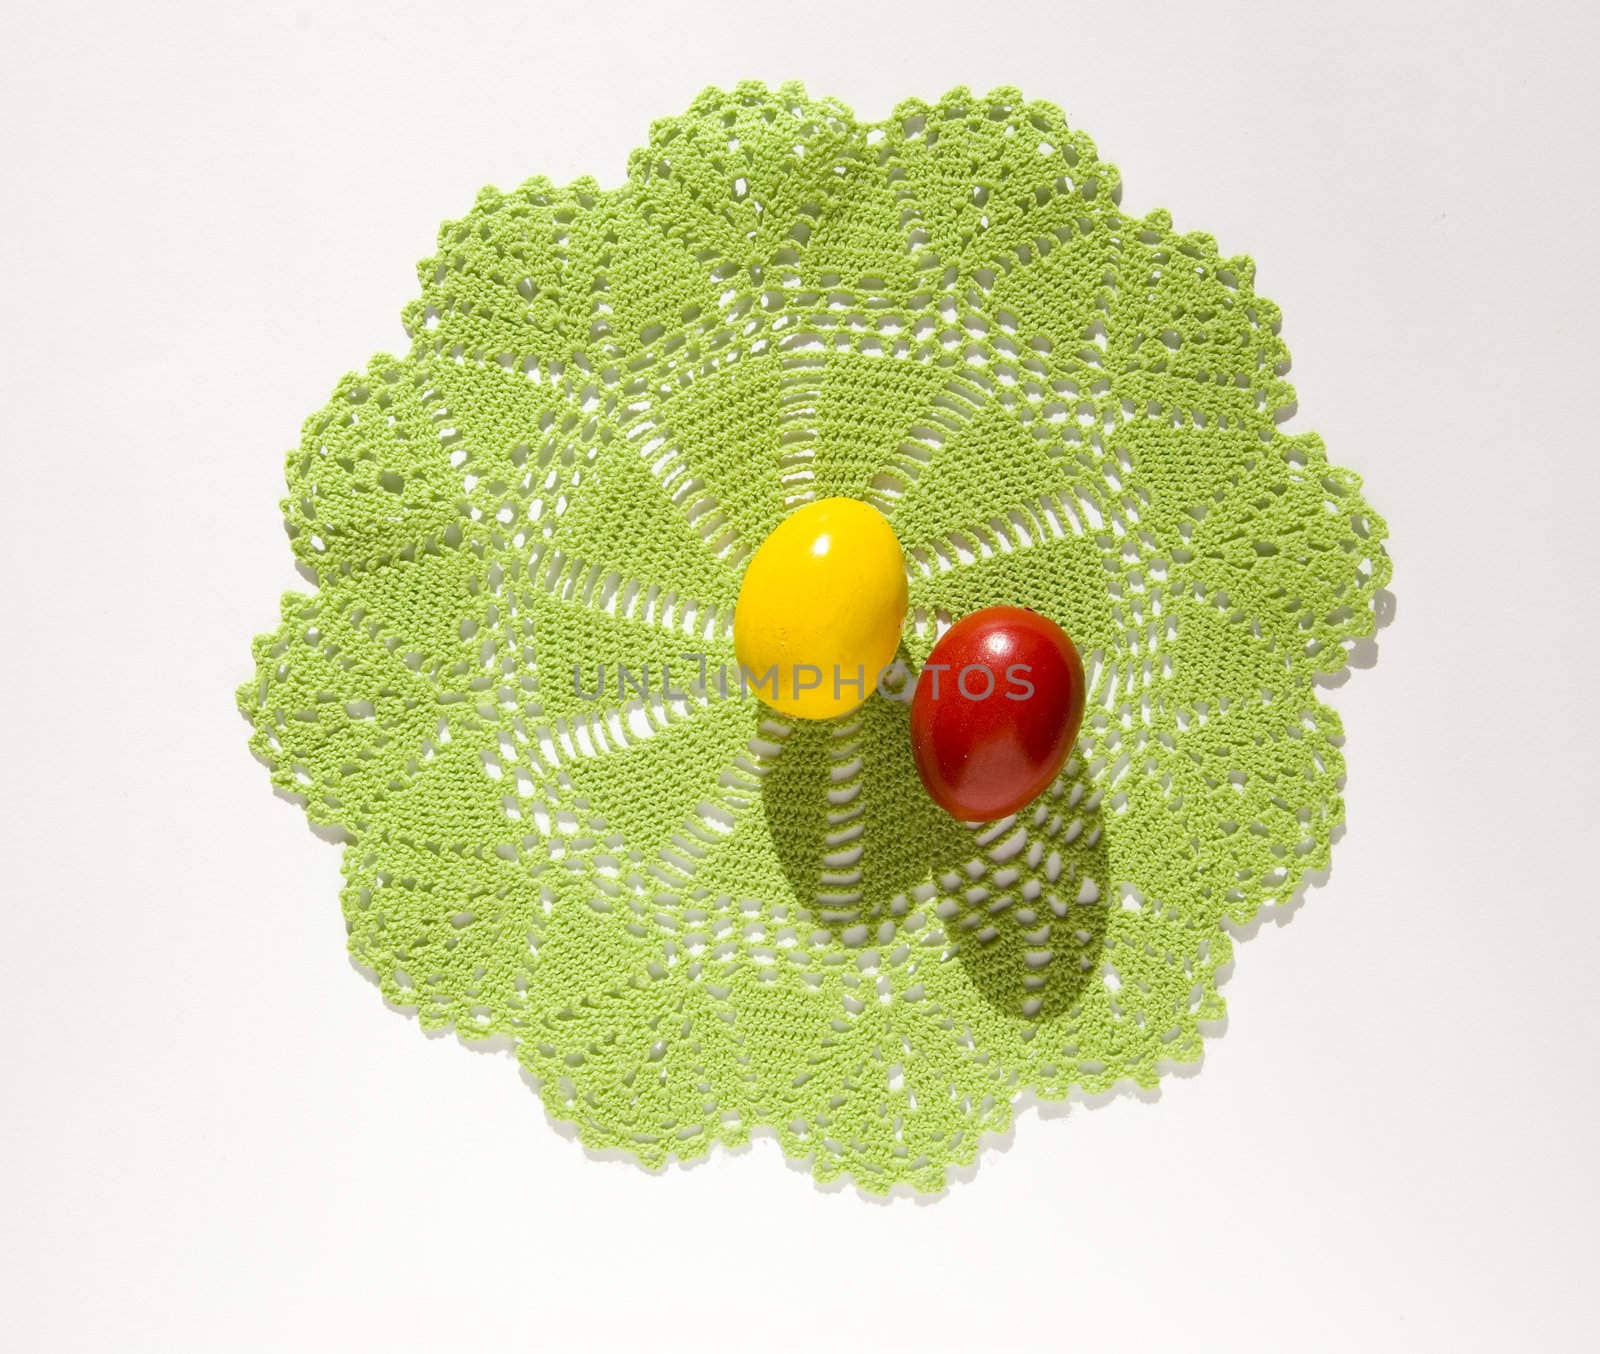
[241,83,1390,1194]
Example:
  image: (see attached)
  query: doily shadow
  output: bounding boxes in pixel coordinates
[1312,586,1397,691]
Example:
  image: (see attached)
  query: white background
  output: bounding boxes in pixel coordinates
[3,2,1597,1349]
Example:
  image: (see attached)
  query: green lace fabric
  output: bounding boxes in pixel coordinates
[241,84,1389,1194]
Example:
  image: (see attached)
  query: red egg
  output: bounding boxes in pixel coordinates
[910,607,1086,821]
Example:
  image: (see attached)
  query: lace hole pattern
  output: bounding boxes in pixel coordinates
[242,82,1390,1195]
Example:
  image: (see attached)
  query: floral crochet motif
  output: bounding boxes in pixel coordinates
[241,83,1390,1194]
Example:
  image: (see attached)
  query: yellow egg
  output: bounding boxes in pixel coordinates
[734,497,908,720]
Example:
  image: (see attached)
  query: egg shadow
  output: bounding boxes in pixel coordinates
[759,689,1108,1023]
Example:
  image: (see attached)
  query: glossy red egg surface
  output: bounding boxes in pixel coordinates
[910,607,1086,822]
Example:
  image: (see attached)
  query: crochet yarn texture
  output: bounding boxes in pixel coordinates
[241,83,1390,1194]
